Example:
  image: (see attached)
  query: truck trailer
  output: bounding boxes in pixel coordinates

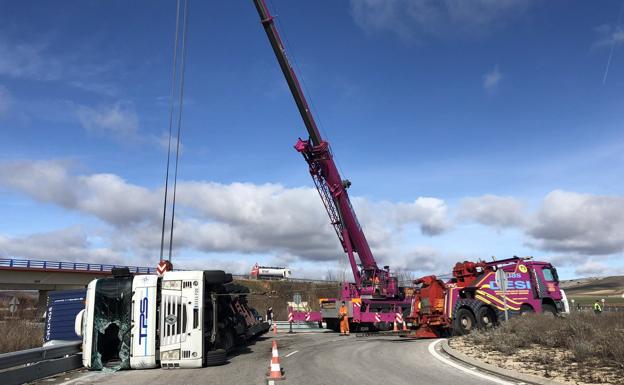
[75,268,269,370]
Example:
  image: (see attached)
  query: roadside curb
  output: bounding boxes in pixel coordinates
[440,340,567,385]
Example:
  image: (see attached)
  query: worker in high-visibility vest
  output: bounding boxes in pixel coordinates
[593,300,603,314]
[339,301,349,336]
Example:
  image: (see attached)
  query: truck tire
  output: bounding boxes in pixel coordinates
[204,349,227,366]
[453,308,476,335]
[476,306,496,329]
[203,270,229,285]
[541,303,557,316]
[520,304,534,316]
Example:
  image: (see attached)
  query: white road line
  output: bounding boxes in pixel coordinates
[427,339,516,385]
[285,350,299,357]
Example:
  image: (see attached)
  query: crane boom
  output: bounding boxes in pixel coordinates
[252,0,401,294]
[252,0,322,146]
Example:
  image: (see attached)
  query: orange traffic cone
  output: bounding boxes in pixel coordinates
[402,320,408,331]
[267,340,285,381]
[273,323,277,335]
[393,320,398,332]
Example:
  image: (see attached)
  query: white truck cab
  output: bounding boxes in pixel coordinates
[159,271,204,368]
[77,268,233,370]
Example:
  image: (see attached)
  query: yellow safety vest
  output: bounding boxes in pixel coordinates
[594,303,602,311]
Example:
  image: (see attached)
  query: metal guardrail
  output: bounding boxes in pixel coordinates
[0,257,156,274]
[0,341,82,385]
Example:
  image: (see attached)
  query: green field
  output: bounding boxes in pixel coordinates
[567,296,624,307]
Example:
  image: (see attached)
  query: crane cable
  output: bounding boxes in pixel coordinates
[159,0,190,263]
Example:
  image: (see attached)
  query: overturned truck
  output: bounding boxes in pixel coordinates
[75,268,269,370]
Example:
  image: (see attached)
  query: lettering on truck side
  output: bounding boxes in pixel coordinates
[139,295,149,347]
[489,280,531,290]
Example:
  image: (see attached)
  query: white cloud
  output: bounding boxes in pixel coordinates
[0,85,11,117]
[0,160,159,226]
[0,38,61,80]
[3,161,623,276]
[483,65,503,91]
[0,36,117,96]
[459,194,525,229]
[527,190,624,255]
[350,0,531,40]
[458,190,624,258]
[76,102,139,141]
[573,259,624,277]
[0,160,450,266]
[0,226,121,264]
[595,25,624,47]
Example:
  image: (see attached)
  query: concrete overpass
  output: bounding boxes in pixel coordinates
[0,258,156,311]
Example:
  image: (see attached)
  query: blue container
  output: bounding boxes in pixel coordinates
[44,289,86,343]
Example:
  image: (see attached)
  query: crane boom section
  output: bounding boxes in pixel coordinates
[253,0,322,146]
[253,0,378,277]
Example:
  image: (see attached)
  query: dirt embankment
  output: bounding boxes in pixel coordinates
[236,279,340,320]
[449,313,624,385]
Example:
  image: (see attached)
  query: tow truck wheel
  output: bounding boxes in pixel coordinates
[520,304,535,316]
[204,349,227,366]
[476,306,496,328]
[541,303,557,316]
[453,308,476,335]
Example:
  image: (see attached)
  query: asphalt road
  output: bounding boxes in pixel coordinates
[35,333,521,385]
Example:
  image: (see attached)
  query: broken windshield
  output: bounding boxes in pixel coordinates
[90,277,133,371]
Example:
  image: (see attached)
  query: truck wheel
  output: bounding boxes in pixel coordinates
[203,270,230,285]
[541,304,557,316]
[218,330,235,352]
[520,304,534,315]
[453,308,476,335]
[204,349,227,366]
[476,306,496,328]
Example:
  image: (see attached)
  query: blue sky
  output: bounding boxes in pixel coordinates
[1,0,623,279]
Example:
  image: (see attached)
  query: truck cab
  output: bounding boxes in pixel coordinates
[410,257,570,337]
[76,269,254,370]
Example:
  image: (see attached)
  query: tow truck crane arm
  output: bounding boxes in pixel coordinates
[252,0,398,295]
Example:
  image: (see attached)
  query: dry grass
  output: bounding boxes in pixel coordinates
[462,312,624,384]
[0,319,44,353]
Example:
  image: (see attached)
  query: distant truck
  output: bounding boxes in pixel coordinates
[409,256,570,337]
[250,263,291,280]
[75,268,268,370]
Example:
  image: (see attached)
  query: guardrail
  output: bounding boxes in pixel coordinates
[0,257,156,274]
[0,341,82,385]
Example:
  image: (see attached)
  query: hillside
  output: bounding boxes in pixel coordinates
[235,279,341,320]
[561,275,624,305]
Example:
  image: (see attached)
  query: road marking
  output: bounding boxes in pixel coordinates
[428,340,516,385]
[285,350,299,357]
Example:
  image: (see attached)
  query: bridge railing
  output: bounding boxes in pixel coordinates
[0,258,155,274]
[0,258,343,282]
